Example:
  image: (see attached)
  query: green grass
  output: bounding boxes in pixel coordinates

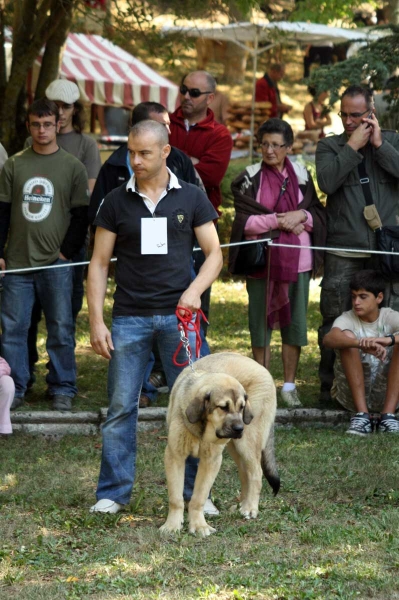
[1,429,399,598]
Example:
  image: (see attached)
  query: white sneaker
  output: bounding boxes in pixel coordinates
[90,499,124,514]
[280,388,302,407]
[203,498,220,516]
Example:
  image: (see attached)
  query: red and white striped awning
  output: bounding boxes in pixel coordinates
[31,33,179,112]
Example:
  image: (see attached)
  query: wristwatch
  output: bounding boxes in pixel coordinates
[386,334,395,346]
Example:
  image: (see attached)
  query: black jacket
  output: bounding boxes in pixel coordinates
[89,143,198,224]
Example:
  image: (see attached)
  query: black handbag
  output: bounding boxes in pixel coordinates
[233,236,270,275]
[358,161,399,277]
[376,227,399,277]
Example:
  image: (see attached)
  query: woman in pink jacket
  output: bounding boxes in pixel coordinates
[0,357,14,434]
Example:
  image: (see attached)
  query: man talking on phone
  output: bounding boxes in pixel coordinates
[315,85,399,406]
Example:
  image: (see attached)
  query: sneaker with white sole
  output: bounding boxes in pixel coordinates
[346,412,372,436]
[90,499,124,514]
[280,388,302,407]
[203,498,219,516]
[379,413,399,433]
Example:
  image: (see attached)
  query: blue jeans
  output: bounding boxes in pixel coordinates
[27,243,87,378]
[0,259,77,398]
[96,313,199,505]
[141,352,157,402]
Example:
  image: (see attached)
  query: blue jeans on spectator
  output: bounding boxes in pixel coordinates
[1,259,77,399]
[27,243,87,380]
[96,313,198,505]
[141,351,157,403]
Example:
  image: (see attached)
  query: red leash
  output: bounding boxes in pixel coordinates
[172,306,208,367]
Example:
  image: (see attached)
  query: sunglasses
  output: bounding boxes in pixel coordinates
[179,84,213,98]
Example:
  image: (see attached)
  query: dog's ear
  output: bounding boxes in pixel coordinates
[186,392,211,424]
[243,398,254,425]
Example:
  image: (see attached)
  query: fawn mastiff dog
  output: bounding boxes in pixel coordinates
[160,352,280,536]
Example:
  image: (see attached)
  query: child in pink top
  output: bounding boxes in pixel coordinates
[0,356,14,434]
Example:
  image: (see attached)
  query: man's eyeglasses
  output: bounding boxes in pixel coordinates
[29,122,57,130]
[338,109,370,119]
[259,142,286,151]
[179,84,213,98]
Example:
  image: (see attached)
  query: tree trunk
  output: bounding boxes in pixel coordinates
[388,0,399,25]
[35,0,74,99]
[0,0,79,153]
[221,41,248,85]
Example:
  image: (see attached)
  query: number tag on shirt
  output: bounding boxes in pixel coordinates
[141,217,168,254]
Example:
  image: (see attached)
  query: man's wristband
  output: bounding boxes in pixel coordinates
[386,334,395,346]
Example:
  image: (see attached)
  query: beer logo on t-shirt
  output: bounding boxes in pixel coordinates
[172,208,188,230]
[22,177,54,222]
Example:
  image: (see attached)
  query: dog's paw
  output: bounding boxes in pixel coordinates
[240,506,259,519]
[188,522,216,537]
[159,514,184,534]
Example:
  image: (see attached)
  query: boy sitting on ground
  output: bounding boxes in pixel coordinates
[323,270,399,436]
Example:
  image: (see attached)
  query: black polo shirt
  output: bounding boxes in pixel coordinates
[94,178,218,316]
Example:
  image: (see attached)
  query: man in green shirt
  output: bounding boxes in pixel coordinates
[0,98,89,411]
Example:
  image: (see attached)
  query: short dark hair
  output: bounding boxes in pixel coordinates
[269,63,285,74]
[341,85,373,109]
[131,102,167,126]
[257,118,294,146]
[307,85,317,98]
[27,98,59,122]
[129,119,169,147]
[349,270,386,298]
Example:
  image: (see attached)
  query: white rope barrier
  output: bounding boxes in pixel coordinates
[1,239,398,275]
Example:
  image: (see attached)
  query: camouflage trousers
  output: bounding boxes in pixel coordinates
[332,347,394,412]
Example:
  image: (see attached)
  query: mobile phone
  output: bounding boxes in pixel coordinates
[365,111,373,128]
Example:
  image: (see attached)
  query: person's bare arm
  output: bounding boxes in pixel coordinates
[324,327,387,360]
[323,327,360,349]
[87,227,117,359]
[88,178,96,194]
[178,221,222,311]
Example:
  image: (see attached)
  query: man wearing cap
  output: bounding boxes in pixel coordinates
[44,79,101,194]
[0,99,89,411]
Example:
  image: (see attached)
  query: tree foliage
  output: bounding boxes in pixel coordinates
[309,25,399,127]
[0,0,86,153]
[290,0,373,24]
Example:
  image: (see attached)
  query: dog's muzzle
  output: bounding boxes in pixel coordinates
[216,424,244,439]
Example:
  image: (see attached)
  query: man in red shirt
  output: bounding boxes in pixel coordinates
[255,64,292,119]
[169,70,233,215]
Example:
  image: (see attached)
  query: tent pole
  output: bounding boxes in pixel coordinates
[249,31,259,162]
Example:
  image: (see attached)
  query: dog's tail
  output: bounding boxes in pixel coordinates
[261,426,280,496]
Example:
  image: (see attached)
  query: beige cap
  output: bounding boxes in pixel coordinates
[45,79,80,104]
